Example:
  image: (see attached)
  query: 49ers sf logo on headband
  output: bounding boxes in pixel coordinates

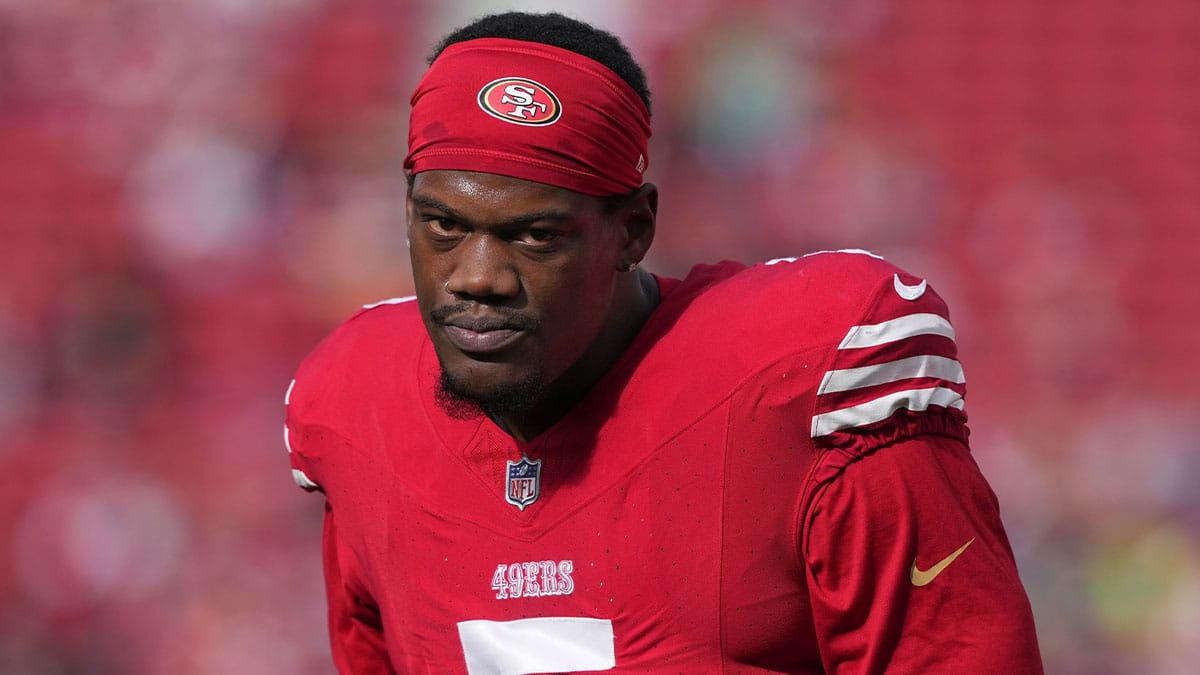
[478,77,562,126]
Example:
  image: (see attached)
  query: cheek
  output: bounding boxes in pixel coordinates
[533,265,615,336]
[409,243,448,290]
[534,258,600,302]
[409,255,452,323]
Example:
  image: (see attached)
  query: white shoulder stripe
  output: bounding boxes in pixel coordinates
[819,354,964,394]
[283,424,293,454]
[801,248,885,260]
[292,468,320,491]
[362,295,417,309]
[811,386,965,437]
[838,313,955,350]
[764,249,887,266]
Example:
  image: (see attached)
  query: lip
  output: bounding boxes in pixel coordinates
[442,324,525,354]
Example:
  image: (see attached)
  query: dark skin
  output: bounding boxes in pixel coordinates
[407,170,658,442]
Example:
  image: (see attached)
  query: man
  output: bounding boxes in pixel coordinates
[285,11,1043,674]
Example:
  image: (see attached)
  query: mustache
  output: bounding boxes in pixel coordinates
[430,303,541,331]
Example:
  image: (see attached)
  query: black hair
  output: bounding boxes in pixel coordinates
[428,11,651,116]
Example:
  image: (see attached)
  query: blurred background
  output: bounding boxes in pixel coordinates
[2,0,1197,672]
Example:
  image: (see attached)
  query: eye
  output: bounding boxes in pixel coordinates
[423,216,465,239]
[514,228,560,248]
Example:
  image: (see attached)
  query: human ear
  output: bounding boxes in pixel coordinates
[617,182,657,268]
[404,173,415,240]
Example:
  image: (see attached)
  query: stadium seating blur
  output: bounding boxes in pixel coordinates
[2,1,1197,672]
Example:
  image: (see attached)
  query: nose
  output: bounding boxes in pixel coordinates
[443,234,520,299]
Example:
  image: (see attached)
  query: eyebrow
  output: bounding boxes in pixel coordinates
[411,194,574,228]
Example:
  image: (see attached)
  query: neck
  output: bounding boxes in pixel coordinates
[494,268,660,442]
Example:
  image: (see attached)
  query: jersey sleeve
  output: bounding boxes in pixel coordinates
[809,269,968,462]
[284,378,323,493]
[285,381,397,673]
[800,268,1043,672]
[803,434,1043,672]
[283,298,422,495]
[322,503,397,675]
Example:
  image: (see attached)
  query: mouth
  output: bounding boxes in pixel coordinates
[442,324,524,354]
[435,310,533,355]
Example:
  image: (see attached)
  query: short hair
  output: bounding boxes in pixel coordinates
[428,12,652,117]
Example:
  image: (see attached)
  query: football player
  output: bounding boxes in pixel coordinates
[285,11,1043,674]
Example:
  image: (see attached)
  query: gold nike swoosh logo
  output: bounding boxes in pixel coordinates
[910,538,975,587]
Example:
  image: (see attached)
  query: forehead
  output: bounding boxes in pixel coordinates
[410,170,603,220]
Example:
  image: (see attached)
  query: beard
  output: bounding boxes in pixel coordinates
[435,366,549,422]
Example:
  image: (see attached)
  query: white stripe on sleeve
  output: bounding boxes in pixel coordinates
[292,468,320,491]
[838,313,955,350]
[362,295,416,309]
[811,386,965,438]
[818,354,965,394]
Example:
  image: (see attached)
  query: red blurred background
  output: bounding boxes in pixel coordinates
[2,1,1197,673]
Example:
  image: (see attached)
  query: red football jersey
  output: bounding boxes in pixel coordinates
[285,252,1043,674]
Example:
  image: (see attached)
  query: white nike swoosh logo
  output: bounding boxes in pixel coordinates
[893,273,927,301]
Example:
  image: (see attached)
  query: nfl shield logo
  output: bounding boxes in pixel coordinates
[505,455,542,511]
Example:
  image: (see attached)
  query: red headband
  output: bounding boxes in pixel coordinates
[404,38,651,197]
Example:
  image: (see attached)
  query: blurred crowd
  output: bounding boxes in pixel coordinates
[2,0,1198,673]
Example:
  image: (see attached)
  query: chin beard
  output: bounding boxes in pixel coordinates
[435,368,549,421]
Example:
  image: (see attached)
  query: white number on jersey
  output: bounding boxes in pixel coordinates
[458,617,615,674]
